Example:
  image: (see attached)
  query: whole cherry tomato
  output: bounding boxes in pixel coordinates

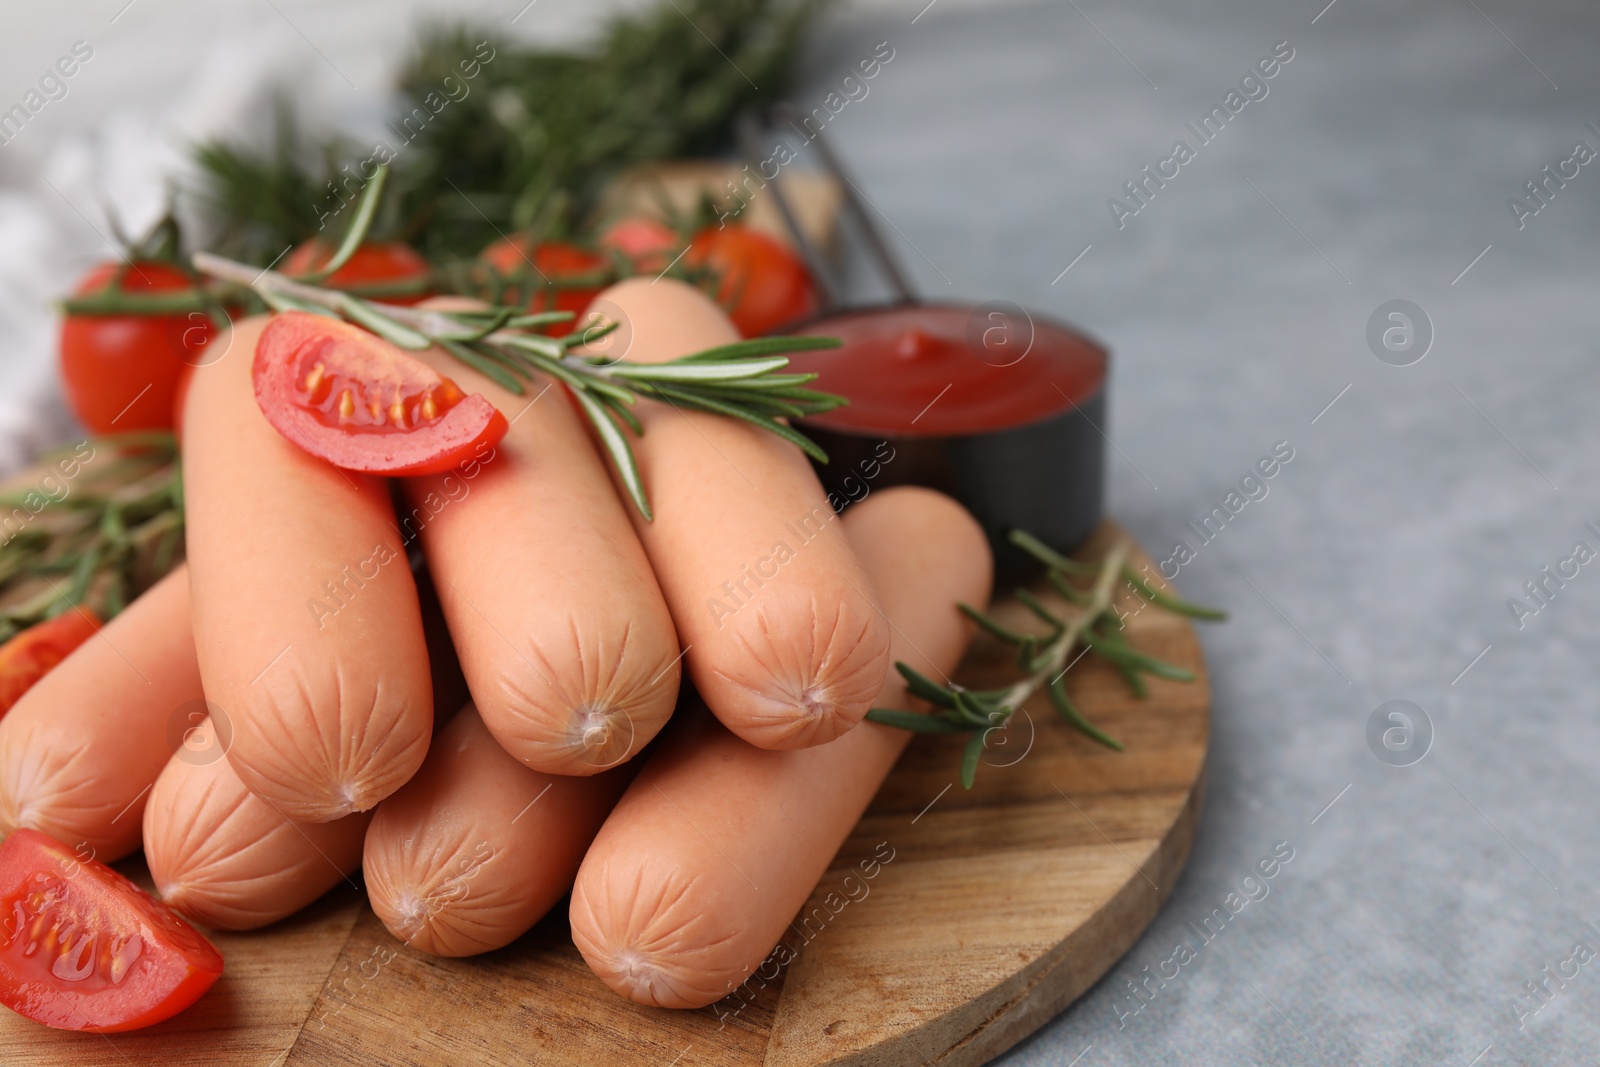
[282,240,432,306]
[684,225,818,337]
[59,261,214,434]
[599,217,682,274]
[480,236,611,338]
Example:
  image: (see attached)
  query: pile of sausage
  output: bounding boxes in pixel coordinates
[0,279,993,1009]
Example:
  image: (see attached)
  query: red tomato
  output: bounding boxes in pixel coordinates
[282,241,431,306]
[0,829,223,1032]
[252,312,507,476]
[0,610,101,717]
[60,262,214,434]
[684,225,818,337]
[480,236,611,337]
[599,217,681,274]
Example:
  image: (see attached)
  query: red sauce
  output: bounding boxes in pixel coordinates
[792,303,1107,437]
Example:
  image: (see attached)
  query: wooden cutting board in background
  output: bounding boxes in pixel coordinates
[602,160,845,255]
[0,523,1209,1066]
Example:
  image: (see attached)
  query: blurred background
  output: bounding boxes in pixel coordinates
[2,0,1599,1062]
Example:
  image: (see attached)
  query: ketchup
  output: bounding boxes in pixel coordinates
[792,303,1107,437]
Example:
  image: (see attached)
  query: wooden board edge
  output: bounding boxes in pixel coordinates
[939,761,1208,1066]
[768,760,1208,1067]
[793,767,1203,1067]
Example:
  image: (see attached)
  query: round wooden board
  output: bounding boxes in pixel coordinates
[0,521,1209,1067]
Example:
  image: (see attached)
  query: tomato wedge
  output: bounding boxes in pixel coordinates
[0,610,101,717]
[252,312,508,476]
[0,829,223,1032]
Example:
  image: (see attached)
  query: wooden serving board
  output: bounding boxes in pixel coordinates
[0,522,1209,1066]
[601,160,844,255]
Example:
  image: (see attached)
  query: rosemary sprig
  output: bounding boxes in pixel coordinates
[190,173,843,520]
[0,434,184,643]
[866,530,1225,788]
[187,2,827,262]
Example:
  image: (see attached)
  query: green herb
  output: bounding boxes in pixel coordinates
[55,213,232,325]
[188,0,828,264]
[191,167,844,519]
[191,99,350,265]
[0,434,184,643]
[866,531,1226,788]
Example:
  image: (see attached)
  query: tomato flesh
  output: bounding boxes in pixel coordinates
[296,340,466,435]
[283,241,431,305]
[0,610,101,718]
[0,829,223,1032]
[253,312,507,476]
[60,261,213,434]
[481,236,611,337]
[685,225,818,337]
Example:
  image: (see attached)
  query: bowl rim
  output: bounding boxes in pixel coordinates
[782,299,1112,439]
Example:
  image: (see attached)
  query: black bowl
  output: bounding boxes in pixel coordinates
[788,301,1108,580]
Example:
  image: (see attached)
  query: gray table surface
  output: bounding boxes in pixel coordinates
[821,2,1598,1064]
[3,0,1599,1063]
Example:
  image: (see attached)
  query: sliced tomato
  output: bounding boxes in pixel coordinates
[599,217,681,274]
[0,829,223,1032]
[60,261,214,434]
[480,236,611,337]
[283,241,432,306]
[0,610,101,717]
[684,225,818,337]
[253,312,507,476]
